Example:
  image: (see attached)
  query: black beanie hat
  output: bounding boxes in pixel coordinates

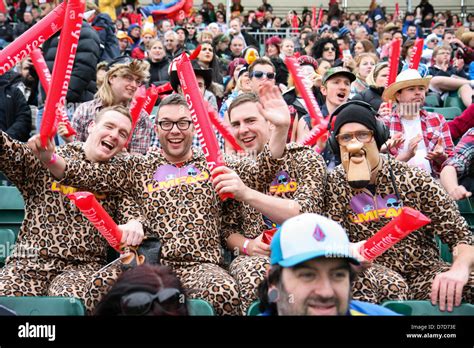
[333,103,379,142]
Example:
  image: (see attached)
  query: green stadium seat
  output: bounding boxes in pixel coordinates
[444,95,466,111]
[0,186,25,238]
[434,235,452,263]
[382,300,474,315]
[424,94,441,107]
[457,198,474,231]
[247,300,262,316]
[0,228,15,265]
[187,298,215,316]
[423,106,462,120]
[0,296,86,316]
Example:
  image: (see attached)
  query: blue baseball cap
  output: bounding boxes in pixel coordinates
[270,214,360,267]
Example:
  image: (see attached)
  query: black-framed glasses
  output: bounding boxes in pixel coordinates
[157,120,193,131]
[250,71,275,80]
[335,130,374,145]
[120,288,182,316]
[323,46,336,52]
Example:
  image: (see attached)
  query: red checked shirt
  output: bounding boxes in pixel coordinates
[382,109,454,177]
[71,98,153,155]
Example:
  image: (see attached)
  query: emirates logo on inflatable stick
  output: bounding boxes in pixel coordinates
[68,192,123,252]
[0,2,66,75]
[359,207,431,261]
[30,48,76,138]
[39,0,86,148]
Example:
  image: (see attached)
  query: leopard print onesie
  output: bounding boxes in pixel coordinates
[0,133,144,313]
[325,156,474,302]
[222,143,327,312]
[58,145,282,315]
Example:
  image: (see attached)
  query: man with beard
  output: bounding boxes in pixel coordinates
[214,92,326,313]
[28,88,291,316]
[325,101,474,312]
[258,213,399,316]
[381,69,455,178]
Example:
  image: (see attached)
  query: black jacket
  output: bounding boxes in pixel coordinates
[0,21,13,42]
[0,73,31,142]
[148,57,171,86]
[42,21,100,104]
[91,13,120,63]
[352,86,384,112]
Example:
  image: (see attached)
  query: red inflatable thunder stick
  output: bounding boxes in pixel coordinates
[262,228,278,245]
[143,83,173,115]
[0,2,66,75]
[206,103,243,152]
[68,192,123,252]
[359,207,431,261]
[385,38,402,111]
[175,53,232,200]
[39,0,85,148]
[409,38,424,70]
[125,85,147,147]
[285,57,324,128]
[30,49,76,138]
[300,120,329,148]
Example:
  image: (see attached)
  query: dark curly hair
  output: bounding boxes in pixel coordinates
[311,38,339,61]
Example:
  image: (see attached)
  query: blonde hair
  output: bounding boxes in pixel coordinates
[97,60,150,107]
[461,31,474,46]
[197,30,214,44]
[354,52,378,79]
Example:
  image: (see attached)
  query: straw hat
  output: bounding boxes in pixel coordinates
[382,69,431,102]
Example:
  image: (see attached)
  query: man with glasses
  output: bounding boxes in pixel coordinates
[70,57,153,155]
[29,90,292,316]
[325,101,474,311]
[185,24,198,51]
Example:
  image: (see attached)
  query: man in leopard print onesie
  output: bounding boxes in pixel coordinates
[218,94,408,313]
[0,106,146,313]
[29,88,291,315]
[325,101,473,312]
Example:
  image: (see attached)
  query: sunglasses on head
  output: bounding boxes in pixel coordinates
[250,71,275,79]
[120,288,182,316]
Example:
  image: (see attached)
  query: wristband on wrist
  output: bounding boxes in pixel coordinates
[243,239,250,256]
[47,153,58,165]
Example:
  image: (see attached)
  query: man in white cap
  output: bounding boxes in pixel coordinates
[258,213,399,316]
[381,68,455,178]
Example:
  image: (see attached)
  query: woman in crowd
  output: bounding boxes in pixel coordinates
[350,52,378,96]
[147,39,170,87]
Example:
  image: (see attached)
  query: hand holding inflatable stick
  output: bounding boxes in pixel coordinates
[359,207,431,261]
[68,192,123,252]
[39,0,85,147]
[30,48,76,138]
[175,52,232,200]
[143,83,173,115]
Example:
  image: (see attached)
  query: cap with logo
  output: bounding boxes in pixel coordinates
[270,213,360,267]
